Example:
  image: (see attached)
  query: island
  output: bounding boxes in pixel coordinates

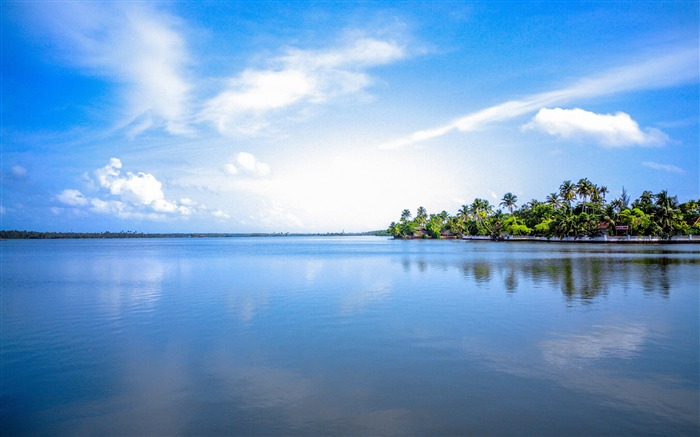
[388,179,699,242]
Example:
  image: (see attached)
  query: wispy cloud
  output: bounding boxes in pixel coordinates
[642,161,685,174]
[11,165,28,177]
[30,3,409,139]
[201,37,406,135]
[523,108,669,147]
[35,3,192,136]
[379,47,698,149]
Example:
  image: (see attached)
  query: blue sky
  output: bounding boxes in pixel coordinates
[1,1,698,232]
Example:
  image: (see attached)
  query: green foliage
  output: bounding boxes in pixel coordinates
[619,208,653,235]
[415,206,428,227]
[389,181,694,240]
[426,215,443,239]
[501,216,531,236]
[534,218,553,236]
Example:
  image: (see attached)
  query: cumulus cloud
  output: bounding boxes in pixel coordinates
[201,37,405,134]
[94,158,179,211]
[523,108,670,147]
[642,161,684,174]
[224,152,271,177]
[57,158,222,221]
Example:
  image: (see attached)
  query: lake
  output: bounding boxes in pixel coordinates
[1,237,698,435]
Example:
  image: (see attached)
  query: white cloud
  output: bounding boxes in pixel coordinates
[35,3,191,135]
[523,108,669,147]
[57,189,89,206]
[223,163,239,175]
[379,47,696,149]
[34,3,408,138]
[225,152,271,177]
[58,158,218,221]
[211,210,231,219]
[235,152,271,177]
[201,37,406,135]
[642,161,685,174]
[95,158,172,206]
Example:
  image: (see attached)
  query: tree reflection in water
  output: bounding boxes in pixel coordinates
[401,251,697,302]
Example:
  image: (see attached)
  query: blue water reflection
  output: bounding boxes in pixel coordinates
[1,238,698,435]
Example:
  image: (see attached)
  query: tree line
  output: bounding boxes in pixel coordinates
[0,230,198,239]
[0,230,388,240]
[388,178,700,240]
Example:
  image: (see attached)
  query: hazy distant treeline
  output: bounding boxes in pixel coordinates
[0,230,389,240]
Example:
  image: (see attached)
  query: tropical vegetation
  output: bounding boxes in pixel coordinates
[388,179,700,240]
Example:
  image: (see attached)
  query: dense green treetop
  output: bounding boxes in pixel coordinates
[388,180,699,240]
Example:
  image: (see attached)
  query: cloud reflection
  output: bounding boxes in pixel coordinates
[460,323,699,428]
[94,258,166,320]
[540,324,648,367]
[202,351,418,435]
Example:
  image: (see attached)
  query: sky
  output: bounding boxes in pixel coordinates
[1,1,698,233]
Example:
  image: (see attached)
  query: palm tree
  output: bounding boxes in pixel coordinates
[500,192,518,214]
[470,198,494,235]
[546,192,561,209]
[559,180,577,207]
[598,185,609,204]
[602,204,618,233]
[388,222,401,238]
[447,216,465,237]
[527,199,542,209]
[654,190,680,238]
[387,182,690,239]
[458,204,470,221]
[470,198,494,217]
[576,178,593,212]
[415,206,428,228]
[590,185,602,205]
[552,206,577,239]
[401,220,417,238]
[426,214,445,238]
[633,191,655,214]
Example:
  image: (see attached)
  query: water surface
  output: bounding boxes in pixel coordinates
[2,237,698,435]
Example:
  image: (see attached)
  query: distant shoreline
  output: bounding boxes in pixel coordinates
[3,230,697,244]
[0,230,390,240]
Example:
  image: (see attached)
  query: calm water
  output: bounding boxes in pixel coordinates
[1,237,698,436]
